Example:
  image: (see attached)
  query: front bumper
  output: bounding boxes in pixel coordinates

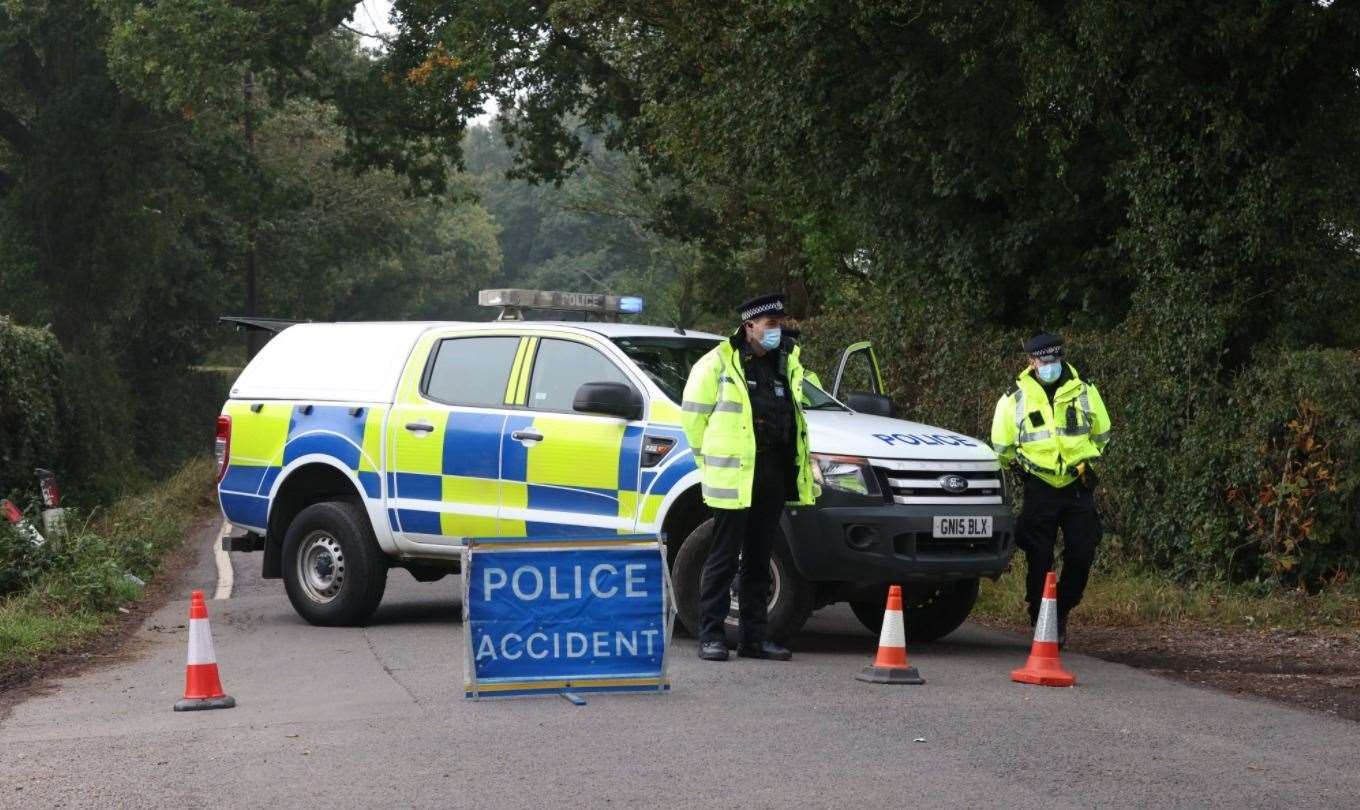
[785,494,1016,584]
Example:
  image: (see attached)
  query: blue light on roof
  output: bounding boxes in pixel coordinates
[619,296,644,314]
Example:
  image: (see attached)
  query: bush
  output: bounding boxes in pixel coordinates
[0,317,64,500]
[1214,350,1360,587]
[58,352,142,502]
[133,367,233,480]
[0,521,51,597]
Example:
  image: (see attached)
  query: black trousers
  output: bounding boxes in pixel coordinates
[699,453,787,644]
[1018,477,1103,619]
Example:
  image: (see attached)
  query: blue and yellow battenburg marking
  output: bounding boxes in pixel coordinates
[218,403,385,531]
[217,332,701,542]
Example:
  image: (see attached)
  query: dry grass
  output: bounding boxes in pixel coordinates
[975,555,1360,632]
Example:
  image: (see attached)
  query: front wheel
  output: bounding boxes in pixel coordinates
[673,517,814,646]
[282,501,388,626]
[850,579,979,642]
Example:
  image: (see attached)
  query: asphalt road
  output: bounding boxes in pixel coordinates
[3,522,1358,809]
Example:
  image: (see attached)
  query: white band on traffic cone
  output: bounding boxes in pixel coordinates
[879,608,906,649]
[1034,597,1058,644]
[186,617,217,666]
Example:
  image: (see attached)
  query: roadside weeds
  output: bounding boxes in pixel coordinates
[0,459,217,685]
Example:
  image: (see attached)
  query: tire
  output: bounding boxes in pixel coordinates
[673,517,814,646]
[850,579,980,643]
[282,500,388,626]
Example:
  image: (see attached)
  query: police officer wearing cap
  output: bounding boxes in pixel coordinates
[990,332,1111,647]
[681,293,818,662]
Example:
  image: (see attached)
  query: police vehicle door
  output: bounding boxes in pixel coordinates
[831,341,893,417]
[499,336,645,538]
[385,333,523,546]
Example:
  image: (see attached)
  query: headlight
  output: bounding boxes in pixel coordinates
[811,454,880,497]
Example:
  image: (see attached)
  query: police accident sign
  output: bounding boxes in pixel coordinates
[462,535,673,699]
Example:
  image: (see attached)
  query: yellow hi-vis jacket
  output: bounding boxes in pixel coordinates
[681,334,818,509]
[990,364,1111,488]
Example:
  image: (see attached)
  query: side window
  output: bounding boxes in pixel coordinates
[526,339,633,412]
[424,336,521,407]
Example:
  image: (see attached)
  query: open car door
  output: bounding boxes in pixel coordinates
[832,341,895,417]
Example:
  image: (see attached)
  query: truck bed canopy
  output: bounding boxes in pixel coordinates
[228,322,438,402]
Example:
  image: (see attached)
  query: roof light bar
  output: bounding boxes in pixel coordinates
[478,289,645,321]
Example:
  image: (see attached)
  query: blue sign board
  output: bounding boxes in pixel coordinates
[463,535,672,699]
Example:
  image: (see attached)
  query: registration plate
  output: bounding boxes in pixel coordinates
[933,516,993,538]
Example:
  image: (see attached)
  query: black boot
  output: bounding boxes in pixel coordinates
[698,640,729,661]
[737,641,792,661]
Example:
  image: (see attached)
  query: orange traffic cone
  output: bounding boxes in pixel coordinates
[855,585,924,684]
[1011,571,1076,687]
[173,590,236,711]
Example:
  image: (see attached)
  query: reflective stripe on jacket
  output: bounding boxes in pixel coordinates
[680,334,818,509]
[990,364,1111,488]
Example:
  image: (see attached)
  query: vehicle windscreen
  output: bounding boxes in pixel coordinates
[610,336,846,410]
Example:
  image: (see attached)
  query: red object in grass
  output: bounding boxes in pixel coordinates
[35,468,61,508]
[2,499,22,524]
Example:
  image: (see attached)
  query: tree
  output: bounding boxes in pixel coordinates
[360,1,1360,344]
[251,99,501,323]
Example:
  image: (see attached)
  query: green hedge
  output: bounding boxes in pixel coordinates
[0,317,232,506]
[0,318,65,500]
[800,292,1360,590]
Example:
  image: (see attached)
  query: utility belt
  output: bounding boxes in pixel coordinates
[1016,452,1097,490]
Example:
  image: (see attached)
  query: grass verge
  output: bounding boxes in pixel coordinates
[0,458,216,674]
[976,555,1360,631]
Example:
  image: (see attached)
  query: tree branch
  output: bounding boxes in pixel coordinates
[339,21,393,47]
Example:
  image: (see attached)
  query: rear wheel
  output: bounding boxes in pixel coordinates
[673,518,814,646]
[850,579,980,642]
[282,501,388,626]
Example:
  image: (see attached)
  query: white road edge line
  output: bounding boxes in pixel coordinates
[214,519,234,601]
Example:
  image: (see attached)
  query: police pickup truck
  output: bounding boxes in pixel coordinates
[217,290,1014,642]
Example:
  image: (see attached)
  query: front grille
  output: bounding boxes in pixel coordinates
[869,458,1004,506]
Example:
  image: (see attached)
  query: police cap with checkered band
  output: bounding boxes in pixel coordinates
[738,293,787,322]
[1023,331,1064,363]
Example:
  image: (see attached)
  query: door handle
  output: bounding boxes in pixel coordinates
[405,421,435,434]
[511,430,544,443]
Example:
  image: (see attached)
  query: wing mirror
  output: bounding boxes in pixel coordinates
[573,382,643,420]
[843,391,896,418]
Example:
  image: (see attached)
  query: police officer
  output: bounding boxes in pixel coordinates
[990,332,1111,647]
[681,293,818,662]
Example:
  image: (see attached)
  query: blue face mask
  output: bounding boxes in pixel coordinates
[1037,362,1062,384]
[759,327,782,351]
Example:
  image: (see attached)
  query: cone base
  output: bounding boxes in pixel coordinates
[1010,664,1075,687]
[174,695,236,711]
[856,665,925,685]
